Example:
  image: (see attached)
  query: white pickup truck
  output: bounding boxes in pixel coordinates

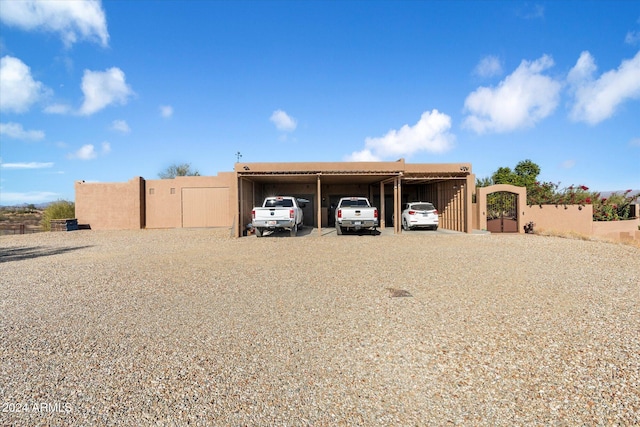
[335,197,378,235]
[252,196,308,237]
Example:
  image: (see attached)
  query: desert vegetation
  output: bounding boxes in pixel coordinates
[0,200,75,234]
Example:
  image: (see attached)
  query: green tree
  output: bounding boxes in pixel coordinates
[41,200,75,231]
[489,159,541,188]
[475,176,492,188]
[491,166,516,185]
[513,159,540,188]
[477,159,548,205]
[159,163,200,179]
[479,159,542,189]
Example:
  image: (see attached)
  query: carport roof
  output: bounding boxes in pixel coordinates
[234,160,472,184]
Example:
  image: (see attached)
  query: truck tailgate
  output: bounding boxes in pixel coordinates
[253,207,292,221]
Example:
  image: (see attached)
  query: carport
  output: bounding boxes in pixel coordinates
[235,160,474,237]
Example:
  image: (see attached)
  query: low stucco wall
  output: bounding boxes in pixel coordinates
[525,204,593,236]
[592,218,640,241]
[75,177,145,230]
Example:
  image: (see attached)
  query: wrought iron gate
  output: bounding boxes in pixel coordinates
[486,191,518,233]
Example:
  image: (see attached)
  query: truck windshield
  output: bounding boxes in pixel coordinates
[340,199,369,207]
[265,199,294,207]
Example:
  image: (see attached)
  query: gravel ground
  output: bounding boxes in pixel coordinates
[1,228,639,426]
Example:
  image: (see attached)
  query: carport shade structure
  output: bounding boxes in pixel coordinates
[234,160,474,237]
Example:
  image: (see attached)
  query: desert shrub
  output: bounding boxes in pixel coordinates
[41,200,75,231]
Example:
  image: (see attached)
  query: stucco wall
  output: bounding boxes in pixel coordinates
[525,204,594,235]
[75,177,144,230]
[592,218,640,241]
[146,173,236,229]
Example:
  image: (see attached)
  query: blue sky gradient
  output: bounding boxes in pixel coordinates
[1,0,639,204]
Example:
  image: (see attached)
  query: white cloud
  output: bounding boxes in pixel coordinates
[517,3,545,20]
[78,67,134,116]
[69,144,96,160]
[0,122,45,141]
[68,142,110,160]
[0,0,109,47]
[346,110,455,161]
[0,191,60,204]
[561,159,576,169]
[463,55,561,134]
[0,55,50,113]
[630,137,640,147]
[1,162,54,169]
[567,50,640,125]
[270,109,297,132]
[101,141,111,154]
[625,31,640,45]
[159,105,173,118]
[474,55,503,78]
[43,103,72,114]
[110,119,130,133]
[345,149,381,162]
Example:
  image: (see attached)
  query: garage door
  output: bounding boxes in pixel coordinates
[182,187,230,227]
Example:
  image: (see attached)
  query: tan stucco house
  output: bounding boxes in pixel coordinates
[75,160,476,236]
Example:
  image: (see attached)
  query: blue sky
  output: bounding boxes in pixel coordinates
[1,0,639,205]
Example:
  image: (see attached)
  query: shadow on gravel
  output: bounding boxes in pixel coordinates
[337,229,381,236]
[250,226,315,238]
[0,245,93,263]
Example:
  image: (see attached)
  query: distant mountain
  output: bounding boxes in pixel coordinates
[0,202,51,209]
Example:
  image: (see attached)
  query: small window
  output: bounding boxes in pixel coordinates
[170,188,176,195]
[149,188,155,195]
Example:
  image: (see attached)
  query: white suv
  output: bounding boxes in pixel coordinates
[400,202,439,231]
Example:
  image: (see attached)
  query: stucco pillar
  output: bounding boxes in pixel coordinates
[380,180,385,229]
[398,175,402,234]
[317,174,322,236]
[239,177,244,237]
[393,176,399,234]
[465,174,475,233]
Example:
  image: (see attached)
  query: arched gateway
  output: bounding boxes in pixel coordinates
[476,184,527,233]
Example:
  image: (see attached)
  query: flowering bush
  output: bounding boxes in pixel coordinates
[527,181,559,205]
[592,190,639,221]
[557,184,592,206]
[527,183,639,221]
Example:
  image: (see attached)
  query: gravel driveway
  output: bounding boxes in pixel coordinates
[1,229,639,426]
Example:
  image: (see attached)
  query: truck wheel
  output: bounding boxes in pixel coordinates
[255,227,263,237]
[336,226,343,235]
[290,224,297,237]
